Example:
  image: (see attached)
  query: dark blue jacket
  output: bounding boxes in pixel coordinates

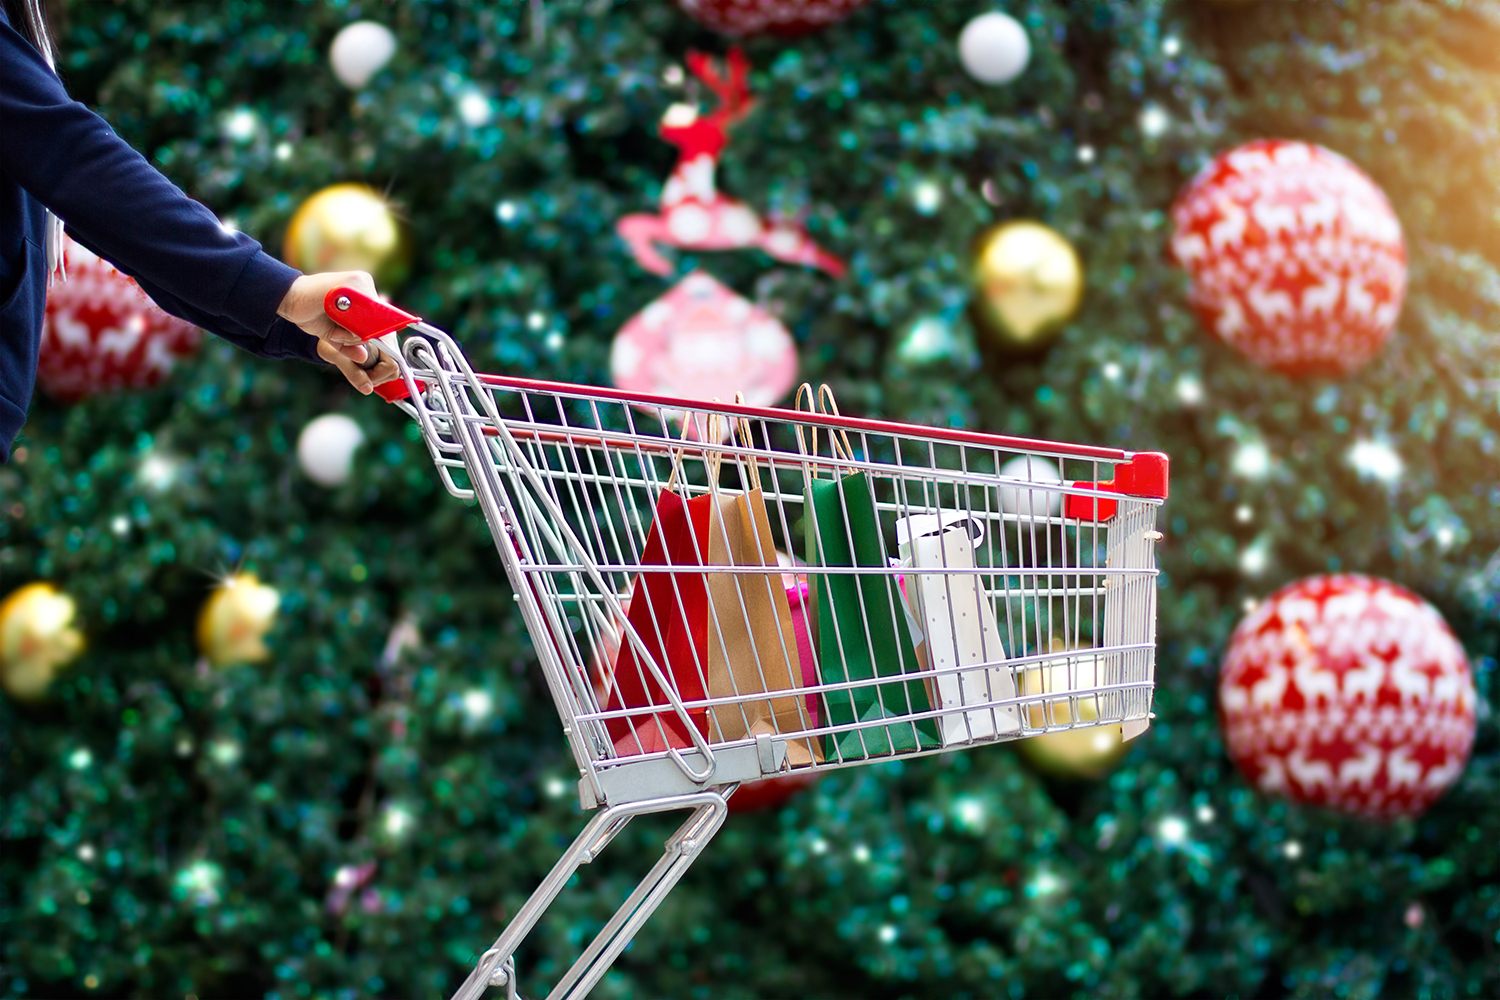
[0,4,322,462]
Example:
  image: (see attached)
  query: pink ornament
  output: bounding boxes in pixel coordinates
[676,0,867,37]
[610,271,798,428]
[40,236,201,401]
[1218,574,1475,819]
[1169,140,1406,377]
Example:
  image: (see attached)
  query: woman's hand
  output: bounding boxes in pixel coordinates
[277,270,401,395]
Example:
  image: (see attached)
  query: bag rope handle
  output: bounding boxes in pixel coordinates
[731,391,764,495]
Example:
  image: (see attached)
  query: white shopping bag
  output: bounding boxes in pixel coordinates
[898,511,1020,743]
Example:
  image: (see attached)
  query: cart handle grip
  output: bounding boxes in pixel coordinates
[323,286,423,402]
[324,285,422,341]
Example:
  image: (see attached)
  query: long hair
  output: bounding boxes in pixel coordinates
[5,0,65,279]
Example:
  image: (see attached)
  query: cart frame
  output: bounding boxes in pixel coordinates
[325,288,1168,1000]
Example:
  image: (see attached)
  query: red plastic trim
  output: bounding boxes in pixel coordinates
[323,286,421,341]
[471,372,1136,463]
[375,380,419,403]
[1063,452,1170,522]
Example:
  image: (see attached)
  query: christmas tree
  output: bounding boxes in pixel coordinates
[2,2,1496,998]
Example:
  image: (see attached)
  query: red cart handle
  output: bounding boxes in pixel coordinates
[1063,452,1169,522]
[323,285,422,341]
[322,286,423,402]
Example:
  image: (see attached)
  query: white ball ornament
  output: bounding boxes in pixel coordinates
[298,414,366,487]
[329,21,397,90]
[998,455,1062,518]
[958,11,1031,85]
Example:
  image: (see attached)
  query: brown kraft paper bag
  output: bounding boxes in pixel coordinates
[702,416,822,766]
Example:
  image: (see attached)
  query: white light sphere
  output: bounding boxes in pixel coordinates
[297,414,365,487]
[958,12,1031,85]
[998,455,1062,518]
[329,21,397,90]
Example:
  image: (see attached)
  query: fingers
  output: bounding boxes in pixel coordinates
[316,339,401,396]
[317,339,377,395]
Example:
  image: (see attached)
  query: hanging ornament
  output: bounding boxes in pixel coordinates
[616,49,845,278]
[297,413,365,487]
[284,184,411,291]
[0,583,84,701]
[969,221,1083,352]
[610,271,798,432]
[197,573,281,668]
[1219,574,1476,818]
[329,21,397,89]
[1169,140,1406,377]
[1014,645,1130,779]
[958,11,1031,85]
[675,0,867,37]
[38,236,202,402]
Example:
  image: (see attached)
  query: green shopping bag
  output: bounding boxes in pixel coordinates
[800,385,940,761]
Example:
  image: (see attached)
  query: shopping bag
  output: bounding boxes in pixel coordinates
[897,511,1020,744]
[703,404,821,765]
[785,579,820,727]
[605,445,716,756]
[703,494,822,765]
[798,385,940,761]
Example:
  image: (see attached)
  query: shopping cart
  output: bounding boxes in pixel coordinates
[325,287,1168,1000]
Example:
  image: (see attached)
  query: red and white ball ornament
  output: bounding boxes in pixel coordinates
[675,0,867,36]
[610,271,798,437]
[1218,574,1475,819]
[1170,140,1406,377]
[40,236,201,401]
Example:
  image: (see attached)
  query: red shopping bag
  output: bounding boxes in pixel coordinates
[605,489,715,755]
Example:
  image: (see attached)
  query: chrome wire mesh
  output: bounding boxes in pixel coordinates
[393,326,1163,804]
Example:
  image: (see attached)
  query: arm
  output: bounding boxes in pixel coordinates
[0,15,295,356]
[0,16,399,392]
[65,228,321,363]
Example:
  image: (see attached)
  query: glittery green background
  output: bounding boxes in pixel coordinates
[2,1,1497,997]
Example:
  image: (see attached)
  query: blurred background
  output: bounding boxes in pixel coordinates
[2,1,1498,997]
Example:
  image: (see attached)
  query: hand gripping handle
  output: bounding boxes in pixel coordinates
[323,286,423,402]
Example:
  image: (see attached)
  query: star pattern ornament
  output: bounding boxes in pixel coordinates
[0,582,84,701]
[675,0,867,37]
[1170,140,1406,377]
[39,236,202,401]
[1218,574,1475,819]
[197,573,282,668]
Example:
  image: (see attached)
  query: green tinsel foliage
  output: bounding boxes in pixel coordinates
[1,1,1496,998]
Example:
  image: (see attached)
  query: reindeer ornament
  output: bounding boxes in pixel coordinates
[1169,139,1406,378]
[616,48,845,278]
[1218,574,1476,819]
[38,234,202,401]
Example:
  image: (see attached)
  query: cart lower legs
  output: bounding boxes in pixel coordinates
[449,790,732,1000]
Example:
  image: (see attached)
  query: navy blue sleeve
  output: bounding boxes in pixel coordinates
[0,15,324,365]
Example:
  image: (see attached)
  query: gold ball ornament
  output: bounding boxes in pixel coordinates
[969,221,1084,350]
[0,583,84,701]
[1013,644,1130,780]
[283,184,411,291]
[197,573,281,668]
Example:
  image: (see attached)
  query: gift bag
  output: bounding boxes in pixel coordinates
[785,579,820,727]
[605,487,714,755]
[798,385,940,761]
[703,417,821,765]
[898,511,1021,744]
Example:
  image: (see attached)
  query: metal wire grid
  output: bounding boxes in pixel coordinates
[388,325,1162,802]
